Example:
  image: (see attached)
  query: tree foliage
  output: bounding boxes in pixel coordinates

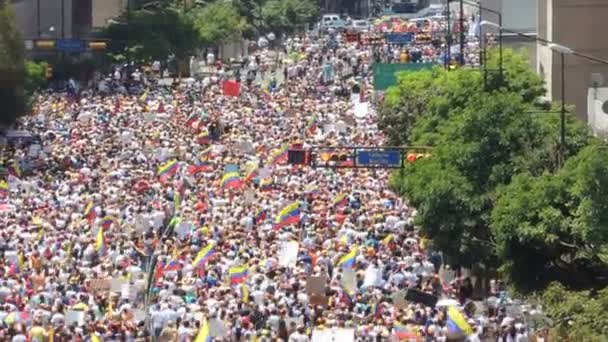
[105,4,200,63]
[260,0,318,35]
[0,1,28,127]
[492,145,608,291]
[24,61,48,95]
[385,49,596,291]
[540,283,608,341]
[190,1,247,46]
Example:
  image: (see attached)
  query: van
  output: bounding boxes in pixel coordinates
[320,14,347,31]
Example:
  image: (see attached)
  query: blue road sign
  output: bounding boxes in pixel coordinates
[356,149,402,167]
[57,39,86,52]
[385,32,415,45]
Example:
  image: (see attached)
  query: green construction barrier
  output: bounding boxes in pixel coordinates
[373,63,435,90]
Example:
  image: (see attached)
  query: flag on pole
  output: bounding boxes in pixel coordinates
[194,318,212,342]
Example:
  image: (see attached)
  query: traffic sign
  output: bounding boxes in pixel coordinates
[57,39,86,52]
[385,32,415,45]
[356,149,402,168]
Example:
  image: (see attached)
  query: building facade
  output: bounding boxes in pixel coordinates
[10,0,127,40]
[537,0,608,121]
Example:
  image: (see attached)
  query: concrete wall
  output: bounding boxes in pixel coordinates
[479,0,537,32]
[538,0,608,121]
[92,0,125,29]
[10,0,73,39]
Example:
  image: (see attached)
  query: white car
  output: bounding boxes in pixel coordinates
[347,20,371,33]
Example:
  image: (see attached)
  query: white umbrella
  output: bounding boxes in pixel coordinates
[436,298,460,307]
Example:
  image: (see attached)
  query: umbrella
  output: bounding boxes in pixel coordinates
[436,298,460,307]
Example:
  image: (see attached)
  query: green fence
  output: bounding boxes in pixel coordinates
[372,63,435,90]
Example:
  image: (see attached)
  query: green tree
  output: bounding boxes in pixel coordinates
[260,0,318,35]
[492,145,608,292]
[190,1,247,46]
[105,4,200,64]
[386,49,591,275]
[0,0,28,127]
[24,61,48,96]
[379,48,545,146]
[391,92,543,268]
[540,283,608,341]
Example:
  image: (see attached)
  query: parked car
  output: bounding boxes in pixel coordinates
[347,19,371,33]
[320,14,348,32]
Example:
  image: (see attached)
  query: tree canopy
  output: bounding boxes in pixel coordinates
[190,1,248,46]
[492,144,608,291]
[260,0,318,35]
[0,1,28,127]
[105,4,200,63]
[540,283,608,341]
[384,49,598,291]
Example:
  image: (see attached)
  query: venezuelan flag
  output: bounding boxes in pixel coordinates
[447,306,474,336]
[240,285,249,303]
[221,164,241,190]
[303,184,319,197]
[194,318,211,342]
[139,89,149,103]
[17,252,24,273]
[165,258,181,271]
[174,192,181,212]
[0,180,8,197]
[187,160,211,175]
[259,178,272,191]
[228,266,249,285]
[254,208,268,225]
[192,244,215,269]
[84,201,96,224]
[337,246,357,268]
[332,193,348,208]
[243,162,259,183]
[266,143,290,165]
[197,131,210,145]
[272,201,300,230]
[393,323,420,340]
[101,215,113,229]
[381,234,393,246]
[157,159,180,179]
[341,289,353,306]
[96,227,106,256]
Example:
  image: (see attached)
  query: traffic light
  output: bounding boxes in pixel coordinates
[406,152,431,163]
[318,151,354,167]
[88,41,107,51]
[35,40,55,49]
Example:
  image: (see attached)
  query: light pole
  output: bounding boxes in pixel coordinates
[481,20,608,166]
[445,0,503,78]
[549,43,573,168]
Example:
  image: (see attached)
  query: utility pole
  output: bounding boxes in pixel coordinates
[459,0,464,65]
[61,0,65,39]
[37,0,41,37]
[559,52,566,168]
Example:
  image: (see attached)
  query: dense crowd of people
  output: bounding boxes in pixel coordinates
[0,22,540,342]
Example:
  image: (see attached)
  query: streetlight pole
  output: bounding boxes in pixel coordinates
[37,0,41,37]
[459,0,465,65]
[481,21,608,165]
[560,51,565,167]
[61,0,65,39]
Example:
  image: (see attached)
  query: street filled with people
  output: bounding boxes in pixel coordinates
[0,20,537,342]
